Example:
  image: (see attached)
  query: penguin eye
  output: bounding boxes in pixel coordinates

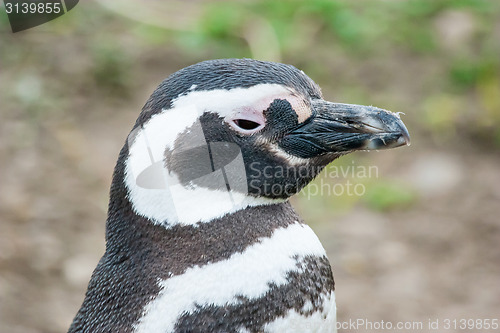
[233,119,261,131]
[228,112,265,134]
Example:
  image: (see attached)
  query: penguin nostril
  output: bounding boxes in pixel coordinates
[233,119,261,131]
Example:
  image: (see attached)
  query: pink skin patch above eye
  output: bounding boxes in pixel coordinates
[227,92,312,134]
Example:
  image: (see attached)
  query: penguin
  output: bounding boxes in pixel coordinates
[68,59,410,333]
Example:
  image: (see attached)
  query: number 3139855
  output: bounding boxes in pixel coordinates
[5,2,62,14]
[443,318,499,330]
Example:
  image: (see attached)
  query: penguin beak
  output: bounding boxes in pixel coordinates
[280,100,410,158]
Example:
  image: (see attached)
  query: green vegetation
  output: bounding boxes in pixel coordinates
[362,181,418,211]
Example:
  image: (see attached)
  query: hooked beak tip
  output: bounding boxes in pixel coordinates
[400,127,411,147]
[361,110,411,150]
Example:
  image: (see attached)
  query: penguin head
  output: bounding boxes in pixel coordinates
[121,59,409,226]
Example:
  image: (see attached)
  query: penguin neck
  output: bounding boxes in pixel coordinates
[105,185,302,276]
[106,148,300,259]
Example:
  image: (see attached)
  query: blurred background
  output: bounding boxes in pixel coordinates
[0,0,499,332]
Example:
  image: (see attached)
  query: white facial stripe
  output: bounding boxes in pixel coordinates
[263,292,337,333]
[125,101,283,226]
[173,83,312,130]
[127,104,200,180]
[126,84,310,227]
[125,83,312,227]
[133,223,327,333]
[171,83,292,118]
